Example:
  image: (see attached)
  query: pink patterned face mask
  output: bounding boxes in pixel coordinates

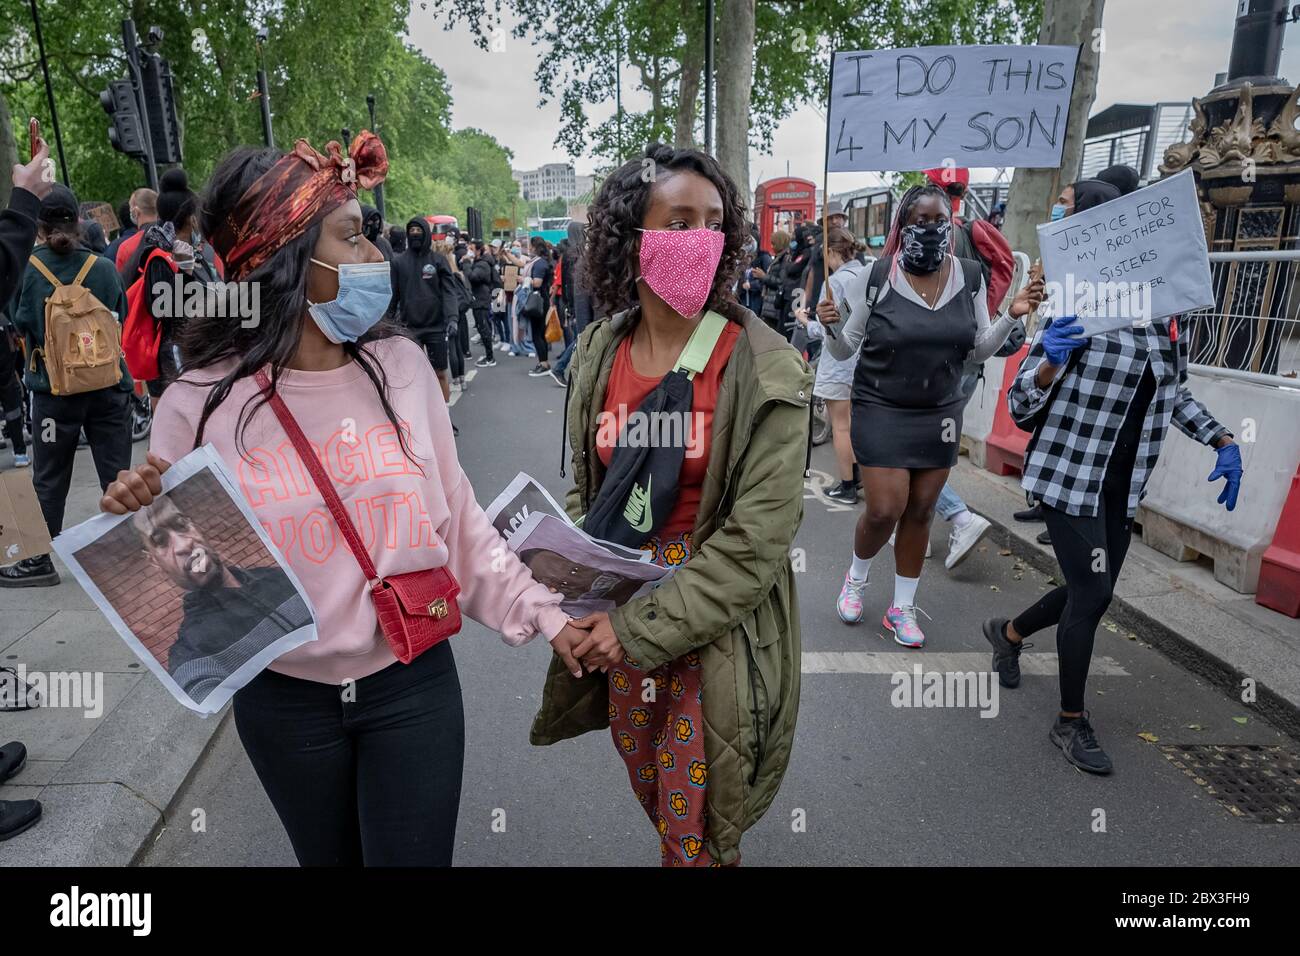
[637,228,726,318]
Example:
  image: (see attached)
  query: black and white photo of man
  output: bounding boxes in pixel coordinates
[131,497,312,704]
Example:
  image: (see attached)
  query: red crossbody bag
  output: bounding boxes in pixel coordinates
[254,370,462,664]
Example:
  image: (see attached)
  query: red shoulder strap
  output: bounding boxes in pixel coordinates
[253,370,380,585]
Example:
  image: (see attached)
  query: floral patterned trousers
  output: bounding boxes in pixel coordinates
[606,531,713,866]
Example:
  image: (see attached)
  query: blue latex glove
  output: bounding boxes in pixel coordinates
[1041,316,1089,366]
[1208,442,1242,512]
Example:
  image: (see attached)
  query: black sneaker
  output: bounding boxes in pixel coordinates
[1014,503,1044,522]
[0,555,59,588]
[1050,712,1113,774]
[1036,528,1052,546]
[0,741,28,781]
[475,356,497,368]
[549,368,567,388]
[825,480,860,504]
[981,618,1031,688]
[0,799,41,841]
[528,364,549,377]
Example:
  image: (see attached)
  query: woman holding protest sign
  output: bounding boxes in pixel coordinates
[817,183,1043,648]
[983,172,1242,775]
[98,135,590,866]
[533,143,810,866]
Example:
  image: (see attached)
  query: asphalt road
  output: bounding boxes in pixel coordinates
[141,346,1300,866]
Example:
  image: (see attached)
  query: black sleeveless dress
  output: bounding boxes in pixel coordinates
[850,256,980,469]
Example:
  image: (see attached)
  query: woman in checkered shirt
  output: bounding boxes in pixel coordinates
[982,175,1244,776]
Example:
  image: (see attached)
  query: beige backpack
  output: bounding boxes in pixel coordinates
[27,254,123,396]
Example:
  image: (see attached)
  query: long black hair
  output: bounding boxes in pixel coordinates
[183,145,418,466]
[582,143,747,320]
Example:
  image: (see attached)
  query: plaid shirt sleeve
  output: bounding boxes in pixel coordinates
[1007,321,1065,427]
[1169,324,1229,446]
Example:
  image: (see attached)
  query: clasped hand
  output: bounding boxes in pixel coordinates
[551,611,622,678]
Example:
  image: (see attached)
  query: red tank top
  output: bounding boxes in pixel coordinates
[597,321,741,536]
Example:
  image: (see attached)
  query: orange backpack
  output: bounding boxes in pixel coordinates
[26,254,123,396]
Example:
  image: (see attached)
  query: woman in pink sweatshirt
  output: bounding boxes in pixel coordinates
[99,137,589,866]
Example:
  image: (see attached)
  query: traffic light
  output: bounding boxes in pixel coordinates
[100,79,147,159]
[139,52,182,165]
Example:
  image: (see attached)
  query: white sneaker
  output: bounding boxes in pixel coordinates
[888,531,932,558]
[944,514,991,570]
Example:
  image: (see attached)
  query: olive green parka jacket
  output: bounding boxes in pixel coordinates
[529,300,812,864]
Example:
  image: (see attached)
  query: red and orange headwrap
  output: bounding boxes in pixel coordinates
[210,130,388,280]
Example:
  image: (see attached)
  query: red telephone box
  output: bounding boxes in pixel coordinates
[754,177,816,254]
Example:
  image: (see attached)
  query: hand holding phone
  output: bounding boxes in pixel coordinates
[12,120,53,201]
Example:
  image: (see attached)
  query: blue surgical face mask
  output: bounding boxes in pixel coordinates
[1050,203,1068,221]
[307,259,392,344]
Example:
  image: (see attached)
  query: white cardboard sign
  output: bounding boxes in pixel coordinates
[826,44,1079,172]
[1036,168,1213,334]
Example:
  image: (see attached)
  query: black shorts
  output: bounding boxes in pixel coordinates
[424,337,448,372]
[147,340,182,398]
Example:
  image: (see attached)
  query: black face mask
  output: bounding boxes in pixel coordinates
[900,221,950,274]
[364,218,381,242]
[407,232,425,251]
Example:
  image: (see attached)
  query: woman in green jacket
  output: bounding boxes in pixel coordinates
[532,144,811,866]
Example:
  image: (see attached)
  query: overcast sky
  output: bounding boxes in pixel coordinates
[405,0,1298,194]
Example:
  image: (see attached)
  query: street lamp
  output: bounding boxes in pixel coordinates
[367,93,385,220]
[255,27,274,148]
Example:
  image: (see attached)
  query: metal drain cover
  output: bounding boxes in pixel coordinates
[1160,744,1300,823]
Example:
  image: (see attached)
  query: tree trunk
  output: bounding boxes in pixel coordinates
[714,0,755,201]
[674,0,703,148]
[0,91,16,210]
[1002,0,1106,260]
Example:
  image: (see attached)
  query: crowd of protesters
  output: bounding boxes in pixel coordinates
[0,120,1246,864]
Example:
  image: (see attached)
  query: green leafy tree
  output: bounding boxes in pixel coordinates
[425,0,1042,187]
[0,0,453,213]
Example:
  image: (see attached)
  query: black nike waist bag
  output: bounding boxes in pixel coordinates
[584,310,727,548]
[584,368,693,548]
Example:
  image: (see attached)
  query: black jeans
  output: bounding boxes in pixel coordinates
[472,305,493,360]
[1012,473,1135,713]
[0,333,25,455]
[527,301,550,364]
[31,387,132,537]
[232,640,465,866]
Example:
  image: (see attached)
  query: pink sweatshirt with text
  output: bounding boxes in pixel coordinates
[150,335,569,684]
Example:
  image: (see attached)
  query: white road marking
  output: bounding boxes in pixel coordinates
[447,369,478,408]
[801,651,1129,676]
[804,467,857,513]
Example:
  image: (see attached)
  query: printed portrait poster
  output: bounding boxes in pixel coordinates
[486,471,650,562]
[507,511,669,618]
[53,445,317,715]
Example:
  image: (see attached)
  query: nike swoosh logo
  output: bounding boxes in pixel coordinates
[624,476,653,533]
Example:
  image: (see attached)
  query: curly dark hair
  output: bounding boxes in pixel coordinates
[582,143,748,320]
